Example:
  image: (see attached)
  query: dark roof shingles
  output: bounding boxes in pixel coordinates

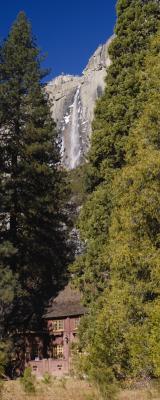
[43,284,86,319]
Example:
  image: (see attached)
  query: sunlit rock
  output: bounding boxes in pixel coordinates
[46,36,113,169]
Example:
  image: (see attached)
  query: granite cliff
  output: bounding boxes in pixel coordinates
[46,36,113,169]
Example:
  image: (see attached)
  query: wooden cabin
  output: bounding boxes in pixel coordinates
[26,284,86,377]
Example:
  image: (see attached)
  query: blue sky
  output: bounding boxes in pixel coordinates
[1,0,117,81]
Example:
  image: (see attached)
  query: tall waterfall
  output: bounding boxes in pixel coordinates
[69,86,81,170]
[46,37,113,170]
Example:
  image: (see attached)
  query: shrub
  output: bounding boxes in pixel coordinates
[42,372,53,385]
[20,367,36,394]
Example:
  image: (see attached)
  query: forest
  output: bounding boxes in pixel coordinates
[0,1,160,399]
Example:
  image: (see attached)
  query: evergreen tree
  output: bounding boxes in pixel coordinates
[73,0,160,302]
[71,1,160,396]
[86,0,159,191]
[74,30,160,392]
[0,12,69,330]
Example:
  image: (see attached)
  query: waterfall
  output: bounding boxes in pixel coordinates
[69,86,81,169]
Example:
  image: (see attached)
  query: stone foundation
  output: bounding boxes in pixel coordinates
[29,358,69,377]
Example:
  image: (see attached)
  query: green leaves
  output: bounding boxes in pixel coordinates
[0,11,70,374]
[71,2,160,395]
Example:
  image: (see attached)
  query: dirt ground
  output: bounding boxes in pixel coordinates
[1,378,160,400]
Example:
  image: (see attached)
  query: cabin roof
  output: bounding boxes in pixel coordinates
[43,283,86,319]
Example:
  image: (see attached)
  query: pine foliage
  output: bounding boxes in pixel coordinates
[0,12,70,366]
[87,0,159,188]
[71,1,160,395]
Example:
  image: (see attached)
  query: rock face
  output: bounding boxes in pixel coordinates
[46,36,113,169]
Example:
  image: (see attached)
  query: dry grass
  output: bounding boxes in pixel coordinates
[1,378,160,400]
[1,378,97,400]
[119,388,160,400]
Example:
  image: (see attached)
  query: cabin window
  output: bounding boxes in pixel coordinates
[52,319,64,331]
[75,317,80,329]
[53,344,64,359]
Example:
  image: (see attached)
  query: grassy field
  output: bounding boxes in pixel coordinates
[1,378,160,400]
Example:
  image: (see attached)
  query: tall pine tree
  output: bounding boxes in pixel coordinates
[72,0,160,303]
[0,12,69,332]
[80,29,160,383]
[71,1,160,396]
[87,0,159,189]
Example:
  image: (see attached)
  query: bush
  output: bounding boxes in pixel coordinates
[20,367,36,394]
[42,372,53,385]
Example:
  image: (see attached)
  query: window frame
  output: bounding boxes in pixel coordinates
[53,344,64,359]
[52,319,64,332]
[74,317,80,330]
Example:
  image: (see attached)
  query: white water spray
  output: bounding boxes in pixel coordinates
[69,86,81,169]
